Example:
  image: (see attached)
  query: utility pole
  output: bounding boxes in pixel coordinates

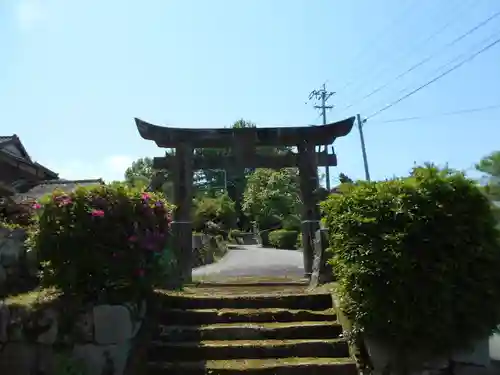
[356,114,371,181]
[308,83,335,190]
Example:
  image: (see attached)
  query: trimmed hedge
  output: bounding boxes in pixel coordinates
[321,165,500,368]
[269,229,299,249]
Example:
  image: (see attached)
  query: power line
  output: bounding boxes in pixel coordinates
[342,5,500,112]
[338,0,466,102]
[371,104,500,123]
[335,0,422,93]
[366,33,500,120]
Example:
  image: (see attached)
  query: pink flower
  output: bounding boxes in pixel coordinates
[141,192,151,200]
[59,198,72,206]
[136,268,145,277]
[91,209,105,217]
[32,203,42,209]
[128,235,138,242]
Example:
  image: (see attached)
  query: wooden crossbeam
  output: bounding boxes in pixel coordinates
[153,152,337,170]
[135,117,356,148]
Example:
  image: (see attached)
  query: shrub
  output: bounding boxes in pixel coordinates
[321,165,500,368]
[192,194,236,232]
[269,229,299,249]
[28,184,174,299]
[282,214,300,231]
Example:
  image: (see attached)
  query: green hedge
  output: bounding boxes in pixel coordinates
[269,229,299,249]
[321,165,500,368]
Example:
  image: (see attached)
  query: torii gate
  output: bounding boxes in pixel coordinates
[135,117,355,283]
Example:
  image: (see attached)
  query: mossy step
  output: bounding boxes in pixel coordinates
[159,308,337,325]
[147,357,358,375]
[177,285,310,296]
[155,321,343,341]
[157,292,332,310]
[191,276,309,285]
[148,339,350,361]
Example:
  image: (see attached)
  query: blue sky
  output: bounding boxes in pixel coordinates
[1,0,499,184]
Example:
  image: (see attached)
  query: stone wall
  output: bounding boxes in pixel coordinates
[0,227,38,296]
[0,298,146,375]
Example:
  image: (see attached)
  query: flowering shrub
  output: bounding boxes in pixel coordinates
[27,184,174,298]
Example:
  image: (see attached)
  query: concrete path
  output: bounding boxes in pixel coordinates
[192,245,304,280]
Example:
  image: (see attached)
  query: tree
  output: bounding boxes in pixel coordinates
[195,119,291,229]
[476,151,500,222]
[338,173,353,184]
[243,168,301,230]
[192,193,236,232]
[124,157,174,199]
[476,151,500,201]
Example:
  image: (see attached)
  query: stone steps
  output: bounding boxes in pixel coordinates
[155,321,343,341]
[147,358,358,375]
[149,339,350,361]
[147,284,357,374]
[160,293,332,310]
[159,307,338,325]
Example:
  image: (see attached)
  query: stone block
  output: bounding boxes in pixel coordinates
[0,227,10,239]
[73,342,131,375]
[0,238,24,266]
[93,305,134,345]
[0,342,36,375]
[123,301,145,338]
[74,310,94,342]
[452,337,490,368]
[37,309,58,344]
[490,332,500,361]
[0,303,9,342]
[0,264,6,287]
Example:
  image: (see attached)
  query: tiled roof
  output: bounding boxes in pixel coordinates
[13,179,104,202]
[0,134,58,178]
[0,135,15,144]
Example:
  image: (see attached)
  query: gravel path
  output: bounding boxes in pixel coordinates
[192,245,304,280]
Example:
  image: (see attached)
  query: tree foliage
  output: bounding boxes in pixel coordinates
[192,193,236,232]
[338,172,353,184]
[322,164,500,370]
[243,168,301,229]
[476,150,500,201]
[124,157,174,199]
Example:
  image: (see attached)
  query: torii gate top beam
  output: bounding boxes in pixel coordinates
[135,117,355,148]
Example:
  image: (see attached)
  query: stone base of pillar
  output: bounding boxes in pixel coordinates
[301,220,320,278]
[169,221,193,284]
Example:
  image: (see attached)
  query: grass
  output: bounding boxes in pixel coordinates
[200,357,354,367]
[4,287,61,309]
[161,357,355,369]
